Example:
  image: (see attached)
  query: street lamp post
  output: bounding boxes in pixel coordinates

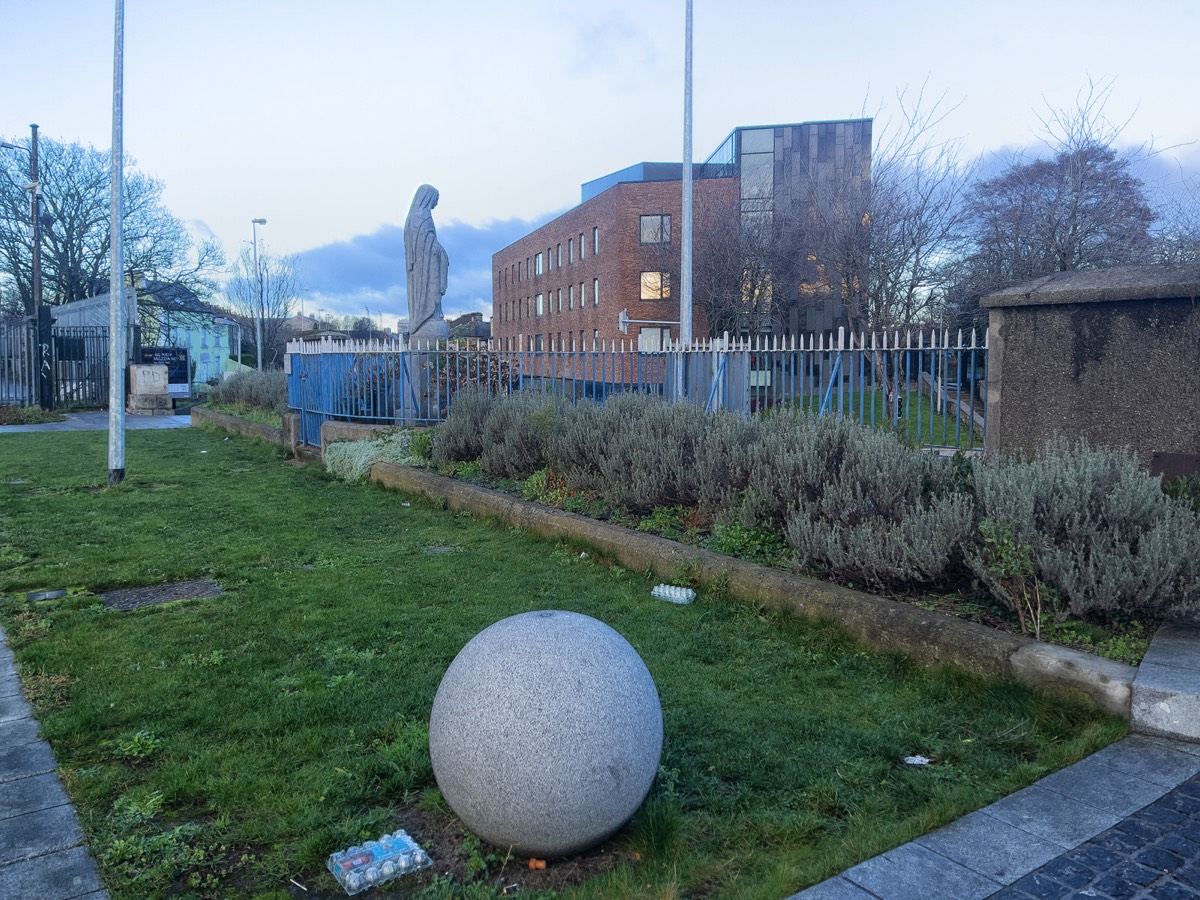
[251,217,266,370]
[1,124,51,409]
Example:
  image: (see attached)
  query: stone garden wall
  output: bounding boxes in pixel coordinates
[982,264,1200,473]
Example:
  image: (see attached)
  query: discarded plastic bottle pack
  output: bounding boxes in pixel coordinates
[327,829,432,895]
[651,583,696,604]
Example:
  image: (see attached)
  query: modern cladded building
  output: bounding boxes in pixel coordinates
[492,118,872,351]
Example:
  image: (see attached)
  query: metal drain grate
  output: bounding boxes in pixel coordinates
[101,579,224,611]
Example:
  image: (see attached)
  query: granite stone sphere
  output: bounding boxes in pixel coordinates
[428,610,663,858]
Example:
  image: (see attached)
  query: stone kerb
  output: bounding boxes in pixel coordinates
[369,462,1135,719]
[192,407,400,463]
[190,406,284,447]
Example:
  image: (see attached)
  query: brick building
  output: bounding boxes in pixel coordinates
[492,119,872,350]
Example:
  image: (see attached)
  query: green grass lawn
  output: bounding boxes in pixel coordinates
[785,386,984,450]
[0,427,1122,899]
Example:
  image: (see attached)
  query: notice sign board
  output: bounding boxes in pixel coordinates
[139,346,190,397]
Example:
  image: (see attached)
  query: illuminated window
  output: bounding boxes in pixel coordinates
[640,271,671,300]
[568,284,574,310]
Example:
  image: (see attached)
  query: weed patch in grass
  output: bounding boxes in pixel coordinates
[0,404,67,426]
[0,428,1125,898]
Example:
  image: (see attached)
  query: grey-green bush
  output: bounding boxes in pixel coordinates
[970,440,1200,623]
[208,370,288,413]
[778,416,973,589]
[478,390,572,480]
[431,390,495,464]
[547,393,708,513]
[325,429,421,482]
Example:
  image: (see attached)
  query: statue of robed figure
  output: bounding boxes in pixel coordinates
[403,184,449,343]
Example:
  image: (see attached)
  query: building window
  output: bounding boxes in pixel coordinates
[593,226,600,255]
[536,293,544,316]
[556,332,562,350]
[638,327,670,351]
[548,248,553,271]
[580,282,585,306]
[593,277,599,306]
[557,243,562,267]
[535,334,544,351]
[579,330,584,351]
[640,214,671,244]
[592,329,599,350]
[579,233,585,259]
[568,284,574,310]
[640,271,671,300]
[556,288,562,313]
[567,238,573,263]
[535,252,543,276]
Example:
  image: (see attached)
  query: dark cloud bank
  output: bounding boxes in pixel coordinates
[295,213,558,322]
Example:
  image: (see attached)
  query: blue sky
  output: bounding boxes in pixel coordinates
[2,0,1197,327]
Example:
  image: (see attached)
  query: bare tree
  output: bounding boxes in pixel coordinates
[224,247,301,368]
[1151,171,1200,265]
[795,85,975,334]
[0,135,223,314]
[953,79,1156,319]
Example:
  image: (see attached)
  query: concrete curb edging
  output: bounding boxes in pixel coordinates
[191,407,399,462]
[190,406,284,446]
[369,462,1135,718]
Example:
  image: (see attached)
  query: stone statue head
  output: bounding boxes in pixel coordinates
[411,184,439,215]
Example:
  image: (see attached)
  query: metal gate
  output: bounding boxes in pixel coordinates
[0,318,118,408]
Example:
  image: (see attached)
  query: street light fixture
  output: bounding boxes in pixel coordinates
[251,217,266,370]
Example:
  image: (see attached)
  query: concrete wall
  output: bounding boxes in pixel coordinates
[983,265,1200,467]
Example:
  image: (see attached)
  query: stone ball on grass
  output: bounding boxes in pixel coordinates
[428,610,663,858]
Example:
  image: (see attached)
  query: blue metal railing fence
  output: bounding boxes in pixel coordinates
[286,328,988,451]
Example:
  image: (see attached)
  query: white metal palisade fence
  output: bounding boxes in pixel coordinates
[285,327,988,450]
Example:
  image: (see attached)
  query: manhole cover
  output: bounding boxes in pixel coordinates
[101,579,224,611]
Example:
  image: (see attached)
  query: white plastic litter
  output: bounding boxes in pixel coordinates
[652,583,696,604]
[904,755,932,766]
[326,829,431,895]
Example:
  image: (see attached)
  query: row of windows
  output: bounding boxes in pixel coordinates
[500,330,602,352]
[498,326,667,352]
[496,279,601,324]
[498,226,601,290]
[495,270,671,326]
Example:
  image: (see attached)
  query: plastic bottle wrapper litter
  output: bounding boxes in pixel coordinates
[651,583,696,604]
[327,829,431,895]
